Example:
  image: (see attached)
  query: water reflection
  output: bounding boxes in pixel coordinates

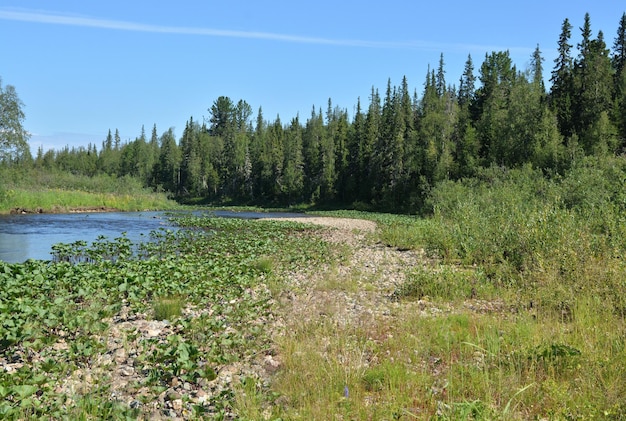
[0,211,175,263]
[0,210,310,263]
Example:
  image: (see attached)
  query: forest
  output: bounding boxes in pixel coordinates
[2,12,626,419]
[2,12,626,213]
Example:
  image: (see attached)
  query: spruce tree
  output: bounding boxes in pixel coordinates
[613,13,626,143]
[282,116,304,203]
[550,18,575,138]
[574,21,615,153]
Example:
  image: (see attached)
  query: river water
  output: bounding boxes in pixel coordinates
[0,210,309,263]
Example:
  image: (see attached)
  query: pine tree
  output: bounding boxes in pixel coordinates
[179,117,204,196]
[302,106,324,201]
[573,19,616,153]
[360,88,380,202]
[436,54,446,97]
[613,13,626,143]
[328,102,350,202]
[282,116,304,202]
[550,18,575,138]
[250,107,266,200]
[456,55,479,177]
[475,51,516,165]
[155,128,181,193]
[530,44,545,93]
[458,55,476,108]
[114,129,121,150]
[266,116,285,199]
[344,98,364,203]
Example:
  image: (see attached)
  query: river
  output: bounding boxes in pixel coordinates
[0,210,310,263]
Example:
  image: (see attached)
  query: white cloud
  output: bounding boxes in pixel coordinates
[0,8,534,54]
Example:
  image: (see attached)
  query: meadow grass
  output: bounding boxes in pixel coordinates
[0,168,178,213]
[0,188,177,213]
[268,159,626,419]
[152,295,185,321]
[3,158,626,418]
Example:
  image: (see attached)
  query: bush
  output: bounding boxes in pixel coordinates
[417,157,626,315]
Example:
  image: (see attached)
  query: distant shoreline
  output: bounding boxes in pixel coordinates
[9,206,121,215]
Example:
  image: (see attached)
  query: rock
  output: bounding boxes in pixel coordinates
[120,365,134,376]
[165,390,182,401]
[113,347,127,363]
[263,355,281,373]
[171,399,183,411]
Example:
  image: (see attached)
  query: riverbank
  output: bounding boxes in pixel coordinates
[9,206,120,214]
[0,188,178,215]
[1,211,625,419]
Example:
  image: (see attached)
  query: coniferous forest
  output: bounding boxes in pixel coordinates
[4,12,626,213]
[4,12,626,419]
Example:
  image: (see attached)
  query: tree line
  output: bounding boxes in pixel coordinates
[4,12,626,212]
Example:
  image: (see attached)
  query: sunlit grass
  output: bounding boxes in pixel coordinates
[152,295,184,321]
[0,188,177,213]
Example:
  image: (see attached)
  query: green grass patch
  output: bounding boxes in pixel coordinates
[152,295,185,321]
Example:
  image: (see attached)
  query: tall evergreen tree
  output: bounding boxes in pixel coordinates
[458,55,476,108]
[614,13,626,76]
[573,18,616,152]
[179,117,203,196]
[344,98,364,203]
[155,128,180,193]
[530,44,546,92]
[250,107,266,200]
[475,51,517,165]
[436,54,447,97]
[302,106,324,201]
[550,18,575,138]
[282,116,305,202]
[456,55,480,177]
[359,88,380,202]
[613,13,626,143]
[114,129,121,150]
[328,101,350,202]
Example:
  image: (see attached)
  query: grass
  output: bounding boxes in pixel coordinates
[263,160,626,419]
[0,188,177,213]
[0,168,178,213]
[152,295,185,321]
[3,157,626,418]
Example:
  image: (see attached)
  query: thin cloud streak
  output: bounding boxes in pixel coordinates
[0,8,534,54]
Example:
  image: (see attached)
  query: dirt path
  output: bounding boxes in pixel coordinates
[273,214,424,303]
[271,215,435,350]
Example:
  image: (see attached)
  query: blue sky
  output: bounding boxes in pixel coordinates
[1,1,624,153]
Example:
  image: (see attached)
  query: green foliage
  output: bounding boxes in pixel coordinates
[0,166,177,213]
[382,157,626,320]
[3,12,626,212]
[0,78,30,162]
[394,266,488,302]
[0,214,331,418]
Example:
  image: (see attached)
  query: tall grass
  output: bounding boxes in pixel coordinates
[0,168,177,213]
[271,157,626,419]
